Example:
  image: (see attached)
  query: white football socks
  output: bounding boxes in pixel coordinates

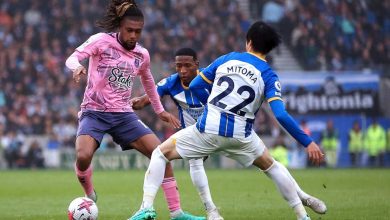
[189,158,216,212]
[142,147,168,209]
[277,161,310,200]
[264,161,307,219]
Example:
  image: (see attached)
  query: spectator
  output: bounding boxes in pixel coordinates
[348,121,364,167]
[269,134,289,167]
[320,119,339,167]
[364,119,386,167]
[253,0,389,72]
[0,0,250,139]
[2,130,25,168]
[45,132,61,168]
[26,140,45,169]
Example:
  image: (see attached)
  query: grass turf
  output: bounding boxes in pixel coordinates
[0,169,389,219]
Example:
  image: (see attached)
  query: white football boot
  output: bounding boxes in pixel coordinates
[302,196,327,214]
[206,208,224,220]
[299,215,311,220]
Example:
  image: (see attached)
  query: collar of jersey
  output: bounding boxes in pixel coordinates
[247,52,267,62]
[180,69,199,90]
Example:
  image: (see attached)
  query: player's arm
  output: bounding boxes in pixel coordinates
[66,57,87,83]
[189,74,212,104]
[139,54,180,129]
[131,77,169,110]
[264,71,324,165]
[269,99,312,147]
[189,55,226,104]
[130,94,151,110]
[269,99,324,165]
[65,33,102,83]
[139,51,164,114]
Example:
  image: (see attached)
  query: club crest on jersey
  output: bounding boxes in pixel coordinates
[275,81,282,91]
[134,59,140,68]
[274,81,282,96]
[157,78,167,86]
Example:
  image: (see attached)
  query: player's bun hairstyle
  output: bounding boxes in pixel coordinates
[175,48,198,60]
[96,0,144,32]
[246,21,281,55]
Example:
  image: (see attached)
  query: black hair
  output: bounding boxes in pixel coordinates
[96,0,144,32]
[175,48,198,60]
[246,21,281,54]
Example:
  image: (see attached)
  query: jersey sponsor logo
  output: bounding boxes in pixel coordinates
[108,67,133,90]
[184,107,204,121]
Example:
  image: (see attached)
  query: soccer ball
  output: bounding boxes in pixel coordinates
[67,197,98,220]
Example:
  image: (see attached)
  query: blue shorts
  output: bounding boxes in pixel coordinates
[77,111,153,150]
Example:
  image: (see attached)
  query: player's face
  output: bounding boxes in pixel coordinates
[175,55,199,86]
[119,18,144,50]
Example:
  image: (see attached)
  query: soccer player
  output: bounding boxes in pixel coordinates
[131,48,326,220]
[65,1,205,220]
[131,47,219,218]
[129,21,327,220]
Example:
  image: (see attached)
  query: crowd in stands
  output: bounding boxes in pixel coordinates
[0,0,388,168]
[0,0,266,168]
[251,0,389,73]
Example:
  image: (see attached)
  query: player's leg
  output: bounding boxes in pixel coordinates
[174,127,223,220]
[74,111,109,202]
[130,134,181,213]
[222,134,309,220]
[276,162,327,214]
[74,135,99,202]
[123,116,205,220]
[253,149,309,220]
[129,137,182,220]
[188,159,217,213]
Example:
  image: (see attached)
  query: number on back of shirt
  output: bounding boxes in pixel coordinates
[209,76,255,116]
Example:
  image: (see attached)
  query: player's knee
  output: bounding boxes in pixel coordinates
[76,148,93,163]
[189,158,204,168]
[253,150,275,171]
[152,146,169,162]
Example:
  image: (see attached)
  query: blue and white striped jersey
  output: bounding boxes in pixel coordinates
[157,71,204,128]
[195,52,282,138]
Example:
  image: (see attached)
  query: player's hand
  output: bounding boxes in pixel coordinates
[130,97,142,110]
[306,141,325,166]
[158,111,181,129]
[73,66,87,83]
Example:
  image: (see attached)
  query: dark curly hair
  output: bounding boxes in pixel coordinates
[246,21,281,55]
[96,0,144,32]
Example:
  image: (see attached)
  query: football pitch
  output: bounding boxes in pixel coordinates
[1,168,389,220]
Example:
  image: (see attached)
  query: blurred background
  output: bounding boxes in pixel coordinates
[0,0,389,170]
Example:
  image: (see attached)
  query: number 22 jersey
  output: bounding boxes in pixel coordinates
[196,52,282,138]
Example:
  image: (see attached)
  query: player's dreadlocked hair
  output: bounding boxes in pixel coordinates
[96,0,144,32]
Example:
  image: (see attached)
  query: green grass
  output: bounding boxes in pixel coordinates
[1,169,389,219]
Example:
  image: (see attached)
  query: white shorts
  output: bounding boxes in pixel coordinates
[172,125,266,167]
